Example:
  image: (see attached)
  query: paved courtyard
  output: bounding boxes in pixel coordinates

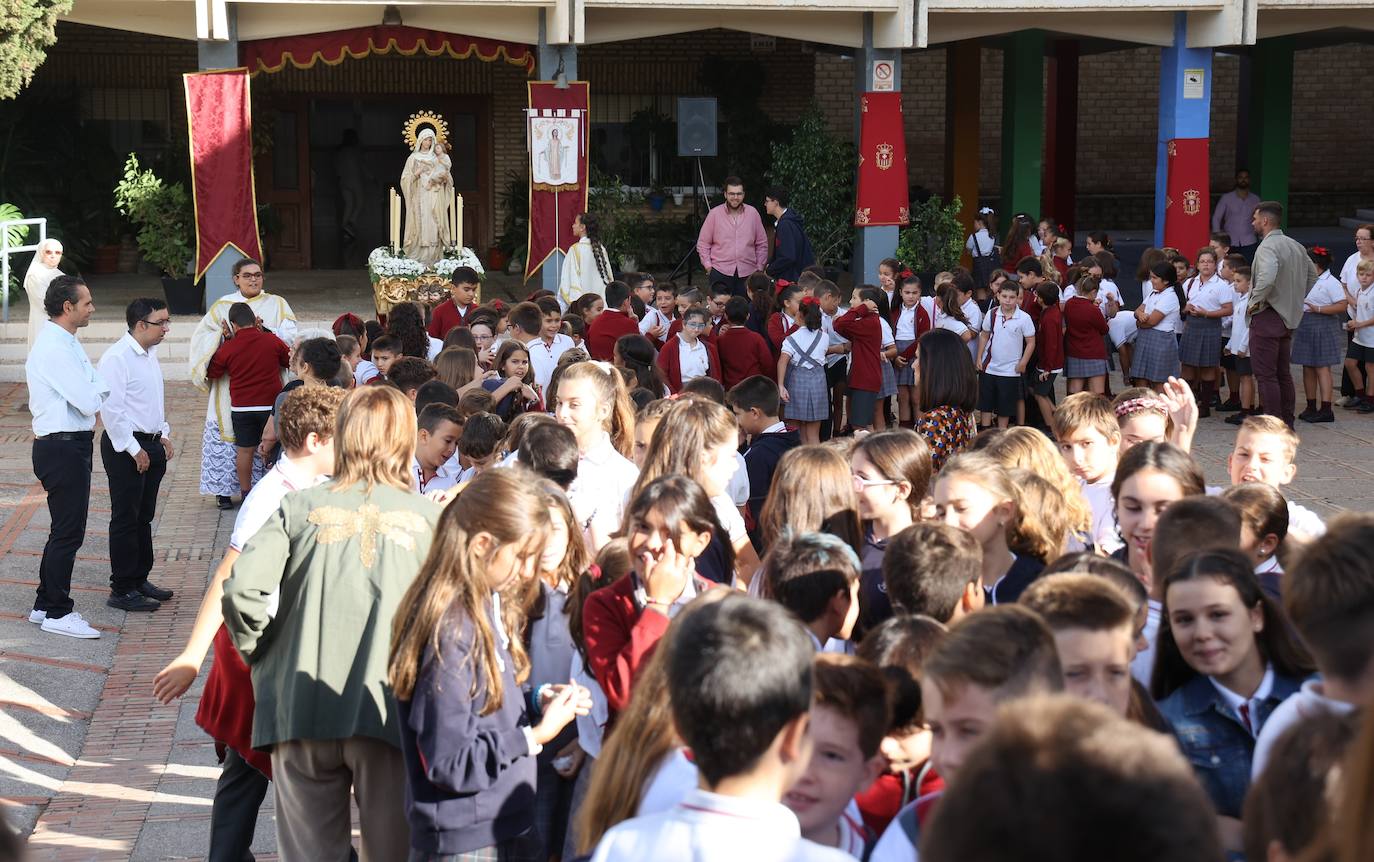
[0,371,1368,859]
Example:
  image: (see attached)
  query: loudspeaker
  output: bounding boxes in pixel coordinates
[677,97,718,157]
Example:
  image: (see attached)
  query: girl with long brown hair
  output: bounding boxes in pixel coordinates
[389,468,592,861]
[554,360,639,552]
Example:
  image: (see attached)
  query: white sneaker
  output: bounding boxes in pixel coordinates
[40,612,99,639]
[27,609,45,624]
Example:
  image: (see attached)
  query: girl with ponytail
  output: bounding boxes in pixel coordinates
[554,360,640,552]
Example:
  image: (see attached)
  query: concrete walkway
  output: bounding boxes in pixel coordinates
[0,377,1370,859]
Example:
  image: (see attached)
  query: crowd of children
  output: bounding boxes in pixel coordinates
[140,232,1374,862]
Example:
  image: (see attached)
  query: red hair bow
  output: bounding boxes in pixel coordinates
[1312,246,1330,256]
[899,268,913,280]
[775,279,793,295]
[801,296,820,308]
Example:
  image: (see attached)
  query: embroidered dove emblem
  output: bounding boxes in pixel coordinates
[307,503,429,567]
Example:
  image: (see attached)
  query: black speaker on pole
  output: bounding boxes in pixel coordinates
[677,97,718,157]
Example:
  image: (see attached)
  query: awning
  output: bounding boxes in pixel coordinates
[240,24,535,75]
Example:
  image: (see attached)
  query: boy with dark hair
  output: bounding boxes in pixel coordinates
[707,284,734,337]
[717,296,776,390]
[1019,573,1137,716]
[414,379,458,414]
[814,280,851,437]
[975,280,1036,429]
[207,302,291,495]
[413,403,462,493]
[1251,512,1374,778]
[921,695,1223,862]
[562,313,586,349]
[517,421,580,490]
[457,387,495,419]
[628,271,656,308]
[456,411,506,481]
[386,357,438,400]
[586,281,639,361]
[427,266,481,338]
[369,334,403,382]
[727,375,799,526]
[881,523,983,624]
[297,336,343,383]
[869,606,1062,862]
[762,531,862,651]
[640,281,678,347]
[590,594,850,862]
[531,301,575,391]
[783,654,890,857]
[507,301,544,343]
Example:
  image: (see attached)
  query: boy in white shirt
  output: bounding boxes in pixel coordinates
[1223,266,1258,423]
[975,280,1036,429]
[529,298,574,392]
[1226,415,1326,543]
[413,403,462,494]
[591,595,851,862]
[1342,258,1374,412]
[1052,393,1125,553]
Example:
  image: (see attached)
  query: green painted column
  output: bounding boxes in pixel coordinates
[1248,37,1294,216]
[1000,31,1045,221]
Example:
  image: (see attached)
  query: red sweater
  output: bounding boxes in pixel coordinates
[207,327,290,408]
[196,626,271,777]
[586,309,640,362]
[582,574,716,716]
[835,304,883,392]
[1036,303,1065,372]
[716,325,777,389]
[765,312,799,361]
[1003,240,1035,272]
[1064,296,1109,360]
[656,335,724,393]
[427,298,479,338]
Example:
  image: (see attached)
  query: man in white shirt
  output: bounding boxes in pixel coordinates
[98,298,176,613]
[25,276,108,639]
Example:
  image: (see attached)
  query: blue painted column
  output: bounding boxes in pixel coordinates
[537,9,578,296]
[851,13,900,286]
[1154,12,1213,250]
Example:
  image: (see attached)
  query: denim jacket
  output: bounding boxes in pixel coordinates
[1158,671,1304,818]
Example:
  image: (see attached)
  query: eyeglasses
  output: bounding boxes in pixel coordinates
[851,473,897,489]
[140,318,172,329]
[236,272,264,279]
[684,322,707,329]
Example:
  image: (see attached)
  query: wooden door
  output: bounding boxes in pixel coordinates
[256,98,312,269]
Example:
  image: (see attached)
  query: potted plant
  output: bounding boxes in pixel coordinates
[646,182,668,213]
[767,104,856,268]
[896,194,965,288]
[114,154,199,314]
[495,169,528,275]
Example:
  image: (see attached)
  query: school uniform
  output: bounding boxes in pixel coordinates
[1064,295,1110,378]
[835,305,883,426]
[988,554,1044,604]
[427,298,480,339]
[412,457,461,495]
[1033,302,1065,397]
[878,318,898,398]
[715,325,777,389]
[1228,292,1254,374]
[781,326,831,421]
[961,298,984,363]
[743,422,801,526]
[977,307,1036,418]
[822,310,851,392]
[567,432,639,546]
[639,306,676,349]
[1130,288,1183,382]
[892,303,921,386]
[656,335,723,394]
[528,333,575,393]
[1294,270,1347,368]
[585,309,640,362]
[766,311,799,362]
[1179,274,1230,367]
[1349,281,1374,364]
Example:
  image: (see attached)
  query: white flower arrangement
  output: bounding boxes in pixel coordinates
[435,247,486,279]
[368,246,486,282]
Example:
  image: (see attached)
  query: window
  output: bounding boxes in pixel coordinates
[80,89,171,157]
[589,94,725,190]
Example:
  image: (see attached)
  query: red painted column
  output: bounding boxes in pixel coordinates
[1044,39,1079,239]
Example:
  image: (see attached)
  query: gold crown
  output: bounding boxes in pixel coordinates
[403,110,450,149]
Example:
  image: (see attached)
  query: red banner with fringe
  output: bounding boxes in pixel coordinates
[184,69,262,282]
[240,26,535,75]
[854,92,910,227]
[1163,137,1210,256]
[525,81,589,282]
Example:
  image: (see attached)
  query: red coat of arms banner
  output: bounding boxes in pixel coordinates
[526,81,590,281]
[854,92,910,227]
[1164,137,1210,256]
[184,69,263,281]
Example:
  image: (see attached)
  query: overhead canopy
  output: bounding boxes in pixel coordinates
[240,24,536,74]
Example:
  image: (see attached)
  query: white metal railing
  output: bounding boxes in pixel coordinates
[1,218,47,325]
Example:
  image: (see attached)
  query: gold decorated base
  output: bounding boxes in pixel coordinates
[373,274,452,315]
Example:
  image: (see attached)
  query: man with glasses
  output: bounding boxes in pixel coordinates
[189,259,298,509]
[696,176,769,297]
[98,298,175,612]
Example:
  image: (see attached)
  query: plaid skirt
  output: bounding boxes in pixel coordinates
[408,833,541,862]
[1292,311,1345,367]
[1179,315,1223,367]
[784,362,831,421]
[1065,356,1109,378]
[879,358,898,397]
[1131,328,1182,382]
[894,339,916,385]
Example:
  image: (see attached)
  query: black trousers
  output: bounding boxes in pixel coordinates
[209,747,270,862]
[32,435,93,619]
[708,268,747,297]
[100,431,167,594]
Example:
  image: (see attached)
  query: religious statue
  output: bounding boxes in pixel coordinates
[399,124,453,265]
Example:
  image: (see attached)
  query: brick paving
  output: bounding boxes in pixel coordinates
[0,370,1371,859]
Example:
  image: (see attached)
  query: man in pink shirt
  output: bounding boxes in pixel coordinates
[696,176,769,297]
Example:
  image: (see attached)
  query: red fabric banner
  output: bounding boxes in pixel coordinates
[1164,137,1210,256]
[184,69,263,282]
[526,81,590,281]
[854,92,910,227]
[240,26,535,75]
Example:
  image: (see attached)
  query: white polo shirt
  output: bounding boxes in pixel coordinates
[1140,287,1182,333]
[678,337,710,384]
[528,333,575,392]
[1185,274,1232,313]
[1305,270,1345,309]
[979,307,1035,377]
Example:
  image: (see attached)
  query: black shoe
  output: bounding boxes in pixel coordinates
[1358,400,1374,414]
[217,495,236,510]
[1298,407,1317,422]
[107,591,160,612]
[1310,408,1335,423]
[1225,411,1248,425]
[138,581,174,601]
[1217,398,1243,412]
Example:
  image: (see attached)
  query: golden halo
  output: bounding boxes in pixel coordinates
[403,110,449,150]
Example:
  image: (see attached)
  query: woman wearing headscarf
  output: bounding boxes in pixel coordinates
[400,128,452,266]
[23,239,64,348]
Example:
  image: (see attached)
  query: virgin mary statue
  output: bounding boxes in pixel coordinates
[400,128,452,265]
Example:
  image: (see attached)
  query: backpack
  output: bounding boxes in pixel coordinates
[968,232,1002,290]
